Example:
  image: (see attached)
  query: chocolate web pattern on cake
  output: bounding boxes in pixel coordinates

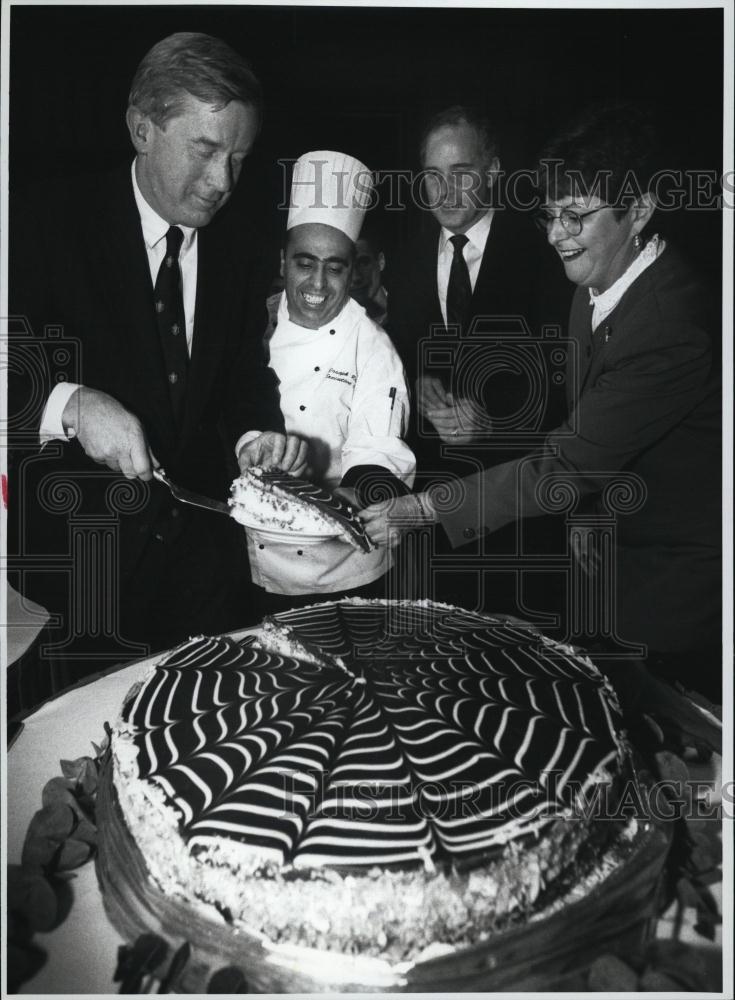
[121,601,623,871]
[234,468,374,552]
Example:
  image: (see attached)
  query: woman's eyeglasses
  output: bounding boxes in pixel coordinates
[533,205,611,236]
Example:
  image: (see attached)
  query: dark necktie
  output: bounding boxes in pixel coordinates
[446,233,473,332]
[154,226,188,423]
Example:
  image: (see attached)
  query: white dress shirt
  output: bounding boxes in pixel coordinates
[436,209,494,325]
[247,294,415,595]
[39,161,198,442]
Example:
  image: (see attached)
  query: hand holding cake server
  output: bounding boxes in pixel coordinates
[52,35,306,484]
[8,32,311,663]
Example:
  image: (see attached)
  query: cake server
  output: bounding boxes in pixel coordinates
[153,469,231,515]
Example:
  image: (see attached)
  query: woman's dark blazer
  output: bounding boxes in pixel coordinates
[438,245,721,653]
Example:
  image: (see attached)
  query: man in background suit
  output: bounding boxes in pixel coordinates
[390,105,570,614]
[8,33,305,692]
[350,219,390,330]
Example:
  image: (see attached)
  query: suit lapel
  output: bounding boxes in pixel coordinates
[472,209,533,325]
[570,294,596,405]
[98,169,232,454]
[83,166,176,454]
[92,168,179,450]
[181,220,230,445]
[420,228,444,332]
[471,212,504,314]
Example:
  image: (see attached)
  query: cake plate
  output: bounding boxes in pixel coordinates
[96,756,672,992]
[238,519,340,545]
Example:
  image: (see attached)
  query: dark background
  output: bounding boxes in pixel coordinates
[8,4,724,284]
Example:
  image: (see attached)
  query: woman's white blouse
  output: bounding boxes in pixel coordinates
[590,234,665,331]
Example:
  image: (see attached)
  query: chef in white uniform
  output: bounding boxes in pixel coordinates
[248,150,415,605]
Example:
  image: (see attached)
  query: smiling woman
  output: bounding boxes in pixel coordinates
[361,103,722,696]
[534,107,658,294]
[539,195,654,294]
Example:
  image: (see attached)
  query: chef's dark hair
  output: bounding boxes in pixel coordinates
[128,32,263,129]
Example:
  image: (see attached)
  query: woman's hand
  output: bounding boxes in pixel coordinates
[359,492,436,548]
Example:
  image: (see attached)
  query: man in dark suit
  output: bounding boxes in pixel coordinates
[389,105,570,614]
[7,33,305,691]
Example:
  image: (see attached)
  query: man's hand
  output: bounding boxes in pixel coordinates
[63,386,157,480]
[359,492,436,548]
[425,393,490,445]
[416,375,450,416]
[237,431,308,476]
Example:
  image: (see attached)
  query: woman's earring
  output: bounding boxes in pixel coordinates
[633,234,643,251]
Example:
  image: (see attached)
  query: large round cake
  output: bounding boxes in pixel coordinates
[98,600,659,992]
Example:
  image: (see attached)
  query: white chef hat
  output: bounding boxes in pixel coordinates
[287,150,374,243]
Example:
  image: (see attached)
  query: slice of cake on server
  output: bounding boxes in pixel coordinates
[229,467,374,551]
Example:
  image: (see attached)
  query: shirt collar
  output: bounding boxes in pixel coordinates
[440,208,494,255]
[130,159,196,252]
[589,234,665,320]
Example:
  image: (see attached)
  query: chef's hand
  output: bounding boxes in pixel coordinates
[359,492,436,549]
[61,386,158,480]
[425,393,489,445]
[416,375,450,416]
[237,432,308,477]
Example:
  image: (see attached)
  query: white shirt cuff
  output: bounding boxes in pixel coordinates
[234,430,263,459]
[39,382,82,446]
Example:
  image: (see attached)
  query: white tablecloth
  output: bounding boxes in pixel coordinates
[5,581,50,667]
[7,633,253,995]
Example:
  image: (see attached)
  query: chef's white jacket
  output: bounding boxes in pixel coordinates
[247,294,415,595]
